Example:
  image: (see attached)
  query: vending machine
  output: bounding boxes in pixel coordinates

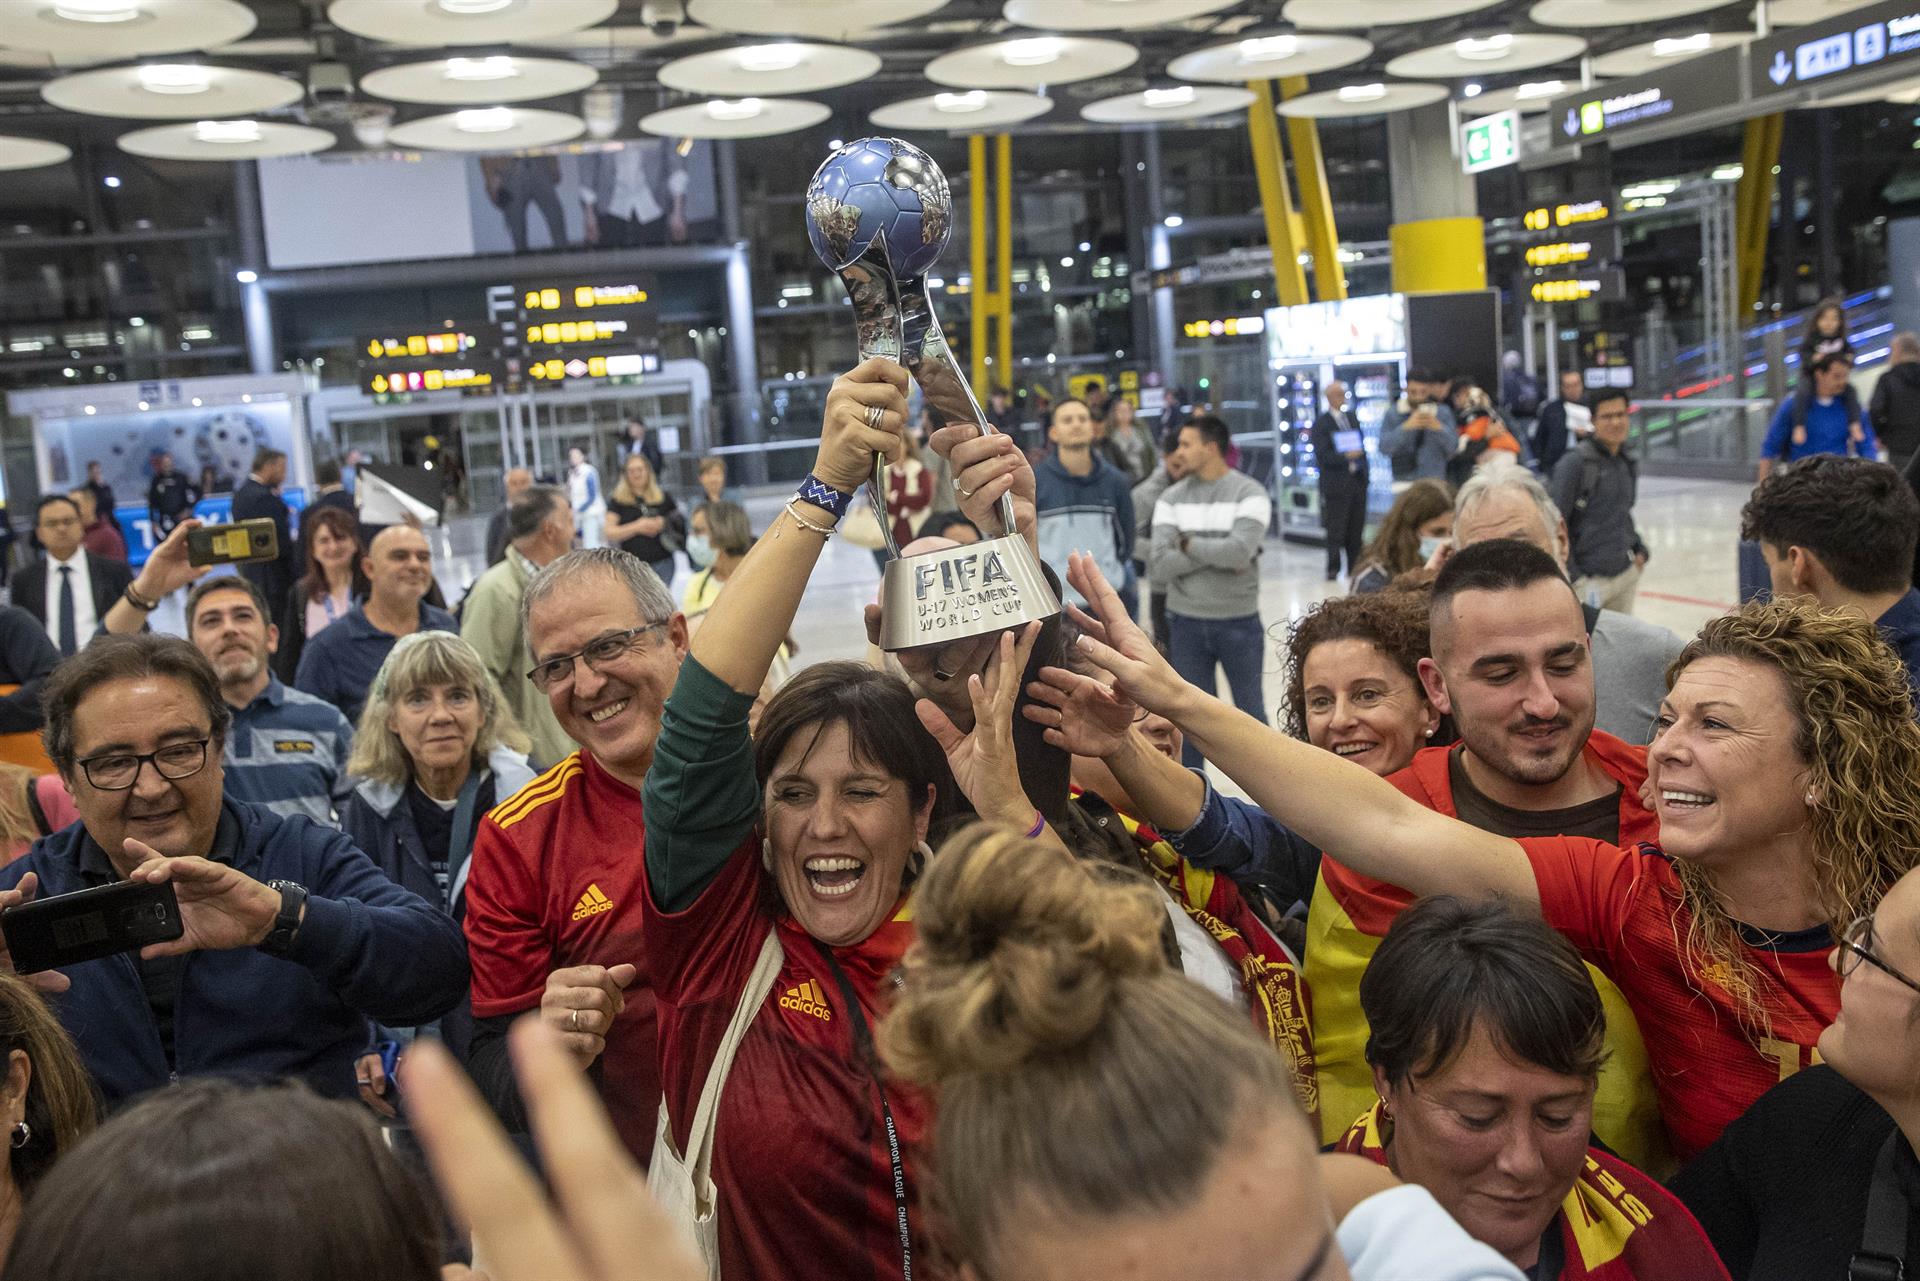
[1265,290,1498,546]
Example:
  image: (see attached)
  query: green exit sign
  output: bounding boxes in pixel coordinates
[1462,109,1521,175]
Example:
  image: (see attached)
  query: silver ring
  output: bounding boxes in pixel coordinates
[958,486,975,499]
[865,403,886,429]
[570,1009,580,1032]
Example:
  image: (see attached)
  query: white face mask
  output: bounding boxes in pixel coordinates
[1418,534,1450,561]
[686,533,713,568]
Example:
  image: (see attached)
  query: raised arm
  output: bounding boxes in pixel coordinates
[1056,552,1538,906]
[104,517,209,634]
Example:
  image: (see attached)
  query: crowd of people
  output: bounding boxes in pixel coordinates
[0,339,1915,1281]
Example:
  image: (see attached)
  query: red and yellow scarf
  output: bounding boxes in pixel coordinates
[1334,1102,1730,1280]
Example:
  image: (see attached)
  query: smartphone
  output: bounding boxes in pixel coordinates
[2,880,183,973]
[187,518,280,568]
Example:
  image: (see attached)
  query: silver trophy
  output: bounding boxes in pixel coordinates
[805,137,1060,652]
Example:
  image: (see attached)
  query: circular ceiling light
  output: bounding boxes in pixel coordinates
[1591,31,1746,77]
[926,33,1138,89]
[686,0,947,39]
[1385,32,1587,79]
[870,89,1052,130]
[0,136,72,171]
[0,0,256,57]
[639,97,831,139]
[386,106,585,150]
[1168,31,1371,82]
[117,118,334,160]
[1002,0,1238,29]
[1081,84,1253,123]
[360,54,597,105]
[1282,0,1502,28]
[1460,78,1588,114]
[327,0,616,47]
[42,62,301,118]
[1278,81,1449,118]
[1763,0,1879,24]
[1530,0,1736,27]
[658,41,880,96]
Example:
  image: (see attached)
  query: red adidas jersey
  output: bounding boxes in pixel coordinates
[644,836,937,1281]
[1525,837,1837,1163]
[463,751,658,1159]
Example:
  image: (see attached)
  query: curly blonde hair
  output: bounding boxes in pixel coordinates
[1665,599,1920,1033]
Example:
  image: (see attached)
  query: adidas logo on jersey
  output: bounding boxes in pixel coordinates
[571,883,615,921]
[778,979,832,1021]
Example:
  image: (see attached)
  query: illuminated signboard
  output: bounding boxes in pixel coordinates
[1549,46,1744,145]
[524,352,662,382]
[1462,110,1522,175]
[523,283,651,311]
[1751,1,1920,96]
[1522,199,1611,232]
[1529,268,1627,304]
[525,319,632,346]
[367,367,495,395]
[363,331,485,359]
[1182,315,1267,339]
[1525,241,1596,268]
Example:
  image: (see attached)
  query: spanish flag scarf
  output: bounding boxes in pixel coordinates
[1334,1102,1731,1281]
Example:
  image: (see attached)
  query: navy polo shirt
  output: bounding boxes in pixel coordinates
[291,600,456,724]
[221,676,354,826]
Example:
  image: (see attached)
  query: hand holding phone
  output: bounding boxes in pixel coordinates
[1,878,181,974]
[0,875,70,992]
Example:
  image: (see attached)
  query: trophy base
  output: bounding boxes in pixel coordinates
[878,533,1060,653]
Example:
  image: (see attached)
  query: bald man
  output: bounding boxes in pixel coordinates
[487,468,536,567]
[294,524,456,721]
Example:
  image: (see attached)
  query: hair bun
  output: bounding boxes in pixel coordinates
[881,823,1169,1088]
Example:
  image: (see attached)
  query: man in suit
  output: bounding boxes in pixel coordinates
[15,494,134,656]
[624,418,664,478]
[1532,369,1591,477]
[146,452,198,541]
[1310,380,1371,583]
[231,448,296,617]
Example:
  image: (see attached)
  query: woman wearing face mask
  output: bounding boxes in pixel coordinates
[641,358,1057,1280]
[604,453,684,587]
[1055,549,1920,1163]
[684,504,716,572]
[879,823,1525,1281]
[342,631,533,1104]
[1341,895,1728,1280]
[1351,479,1453,594]
[1674,863,1920,1278]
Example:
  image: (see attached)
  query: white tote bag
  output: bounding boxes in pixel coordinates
[648,928,784,1279]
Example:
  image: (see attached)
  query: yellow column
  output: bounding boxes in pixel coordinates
[994,133,1013,381]
[1735,115,1783,315]
[1247,80,1309,307]
[969,134,990,396]
[1279,76,1347,302]
[1388,217,1487,293]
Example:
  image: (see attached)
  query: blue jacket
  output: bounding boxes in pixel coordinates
[340,748,534,1060]
[0,797,469,1104]
[1762,395,1879,463]
[1162,772,1322,917]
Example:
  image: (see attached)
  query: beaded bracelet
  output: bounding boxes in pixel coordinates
[784,501,836,538]
[795,473,856,521]
[1023,810,1046,839]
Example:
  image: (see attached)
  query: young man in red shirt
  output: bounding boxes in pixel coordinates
[461,548,686,1160]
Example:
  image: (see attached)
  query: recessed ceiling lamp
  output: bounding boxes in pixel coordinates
[1239,34,1300,61]
[444,55,517,80]
[707,97,763,120]
[193,119,259,142]
[1455,34,1514,60]
[453,106,516,132]
[52,0,141,21]
[1143,85,1196,108]
[1337,82,1388,101]
[1002,36,1063,66]
[736,43,805,72]
[437,0,512,12]
[137,64,211,94]
[1653,33,1714,56]
[935,90,988,112]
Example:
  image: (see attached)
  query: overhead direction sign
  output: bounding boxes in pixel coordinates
[1529,268,1627,305]
[1549,46,1745,146]
[1462,110,1522,175]
[1750,1,1920,97]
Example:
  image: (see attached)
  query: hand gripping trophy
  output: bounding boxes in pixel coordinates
[805,137,1060,651]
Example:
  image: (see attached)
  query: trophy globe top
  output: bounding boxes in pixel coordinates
[804,136,951,277]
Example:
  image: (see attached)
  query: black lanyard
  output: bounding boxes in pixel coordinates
[1851,1132,1911,1281]
[818,948,914,1281]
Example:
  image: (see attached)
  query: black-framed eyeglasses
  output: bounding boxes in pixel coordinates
[77,739,211,791]
[527,623,667,692]
[1839,917,1920,997]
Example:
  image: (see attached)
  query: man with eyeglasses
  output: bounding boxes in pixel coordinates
[461,483,578,770]
[0,633,466,1105]
[295,524,455,722]
[13,494,135,657]
[462,547,687,1161]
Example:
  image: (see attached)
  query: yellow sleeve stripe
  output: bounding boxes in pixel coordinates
[491,754,584,829]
